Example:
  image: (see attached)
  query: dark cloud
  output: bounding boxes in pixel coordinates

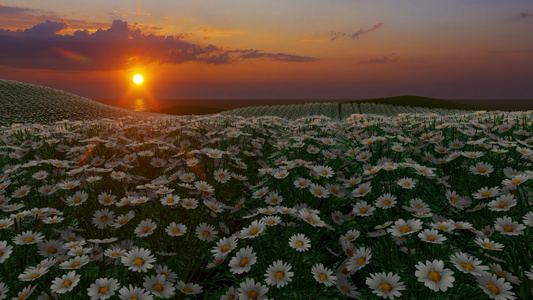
[0,5,109,30]
[516,12,531,19]
[331,23,383,41]
[237,50,317,62]
[358,56,397,64]
[0,19,318,71]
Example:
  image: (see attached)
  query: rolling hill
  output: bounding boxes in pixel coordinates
[0,80,161,125]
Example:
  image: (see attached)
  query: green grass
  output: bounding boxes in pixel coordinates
[345,95,495,111]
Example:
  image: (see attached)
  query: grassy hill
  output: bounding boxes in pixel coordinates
[347,95,494,111]
[0,80,161,125]
[148,105,225,116]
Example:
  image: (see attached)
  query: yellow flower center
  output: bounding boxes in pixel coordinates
[29,273,40,279]
[503,225,514,232]
[357,257,366,265]
[153,283,163,292]
[221,245,230,252]
[296,241,304,247]
[341,285,351,293]
[498,202,508,208]
[461,263,474,271]
[428,271,441,281]
[497,271,508,279]
[483,243,493,248]
[511,180,521,185]
[70,262,80,268]
[450,197,457,204]
[239,258,249,267]
[100,216,108,222]
[248,290,258,300]
[48,247,57,254]
[427,236,436,241]
[360,208,368,214]
[23,237,34,243]
[202,230,210,237]
[142,226,150,233]
[249,228,259,235]
[133,258,144,266]
[62,280,72,288]
[306,218,316,224]
[400,226,411,233]
[487,283,500,294]
[275,271,285,279]
[478,168,486,173]
[99,286,109,294]
[383,200,391,205]
[380,282,393,291]
[481,192,491,197]
[318,273,327,280]
[172,228,180,233]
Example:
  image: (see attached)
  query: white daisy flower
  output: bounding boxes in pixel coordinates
[475,237,504,251]
[196,222,218,242]
[59,255,91,270]
[477,274,516,300]
[0,240,14,263]
[418,229,447,244]
[375,193,397,209]
[211,236,238,259]
[366,271,406,299]
[134,218,157,237]
[92,208,115,229]
[415,259,455,292]
[238,278,269,300]
[397,178,417,189]
[289,233,311,251]
[18,266,49,281]
[336,277,360,298]
[264,260,294,288]
[165,222,187,237]
[111,211,135,229]
[14,284,37,300]
[117,285,153,300]
[86,277,120,300]
[121,248,156,272]
[13,230,45,245]
[239,220,266,239]
[488,194,517,212]
[346,246,372,272]
[50,271,81,294]
[176,281,203,295]
[387,219,423,237]
[160,194,180,206]
[143,274,176,298]
[311,263,337,286]
[494,216,526,236]
[228,246,257,274]
[449,252,490,276]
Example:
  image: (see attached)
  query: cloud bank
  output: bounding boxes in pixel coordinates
[331,23,384,41]
[0,19,318,71]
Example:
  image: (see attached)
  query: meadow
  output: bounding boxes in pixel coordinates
[0,82,533,299]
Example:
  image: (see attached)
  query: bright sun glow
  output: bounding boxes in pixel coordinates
[133,74,144,84]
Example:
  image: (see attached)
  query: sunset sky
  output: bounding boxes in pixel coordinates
[1,0,532,100]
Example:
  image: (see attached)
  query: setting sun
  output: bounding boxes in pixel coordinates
[133,74,144,85]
